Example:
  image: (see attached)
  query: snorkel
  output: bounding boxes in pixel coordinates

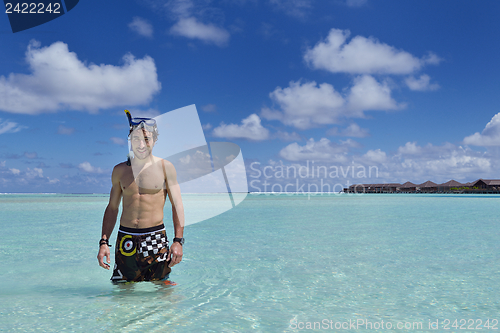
[125,109,133,165]
[125,109,133,132]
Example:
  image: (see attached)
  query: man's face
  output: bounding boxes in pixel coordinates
[130,128,155,160]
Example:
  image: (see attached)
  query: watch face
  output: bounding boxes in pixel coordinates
[174,238,184,245]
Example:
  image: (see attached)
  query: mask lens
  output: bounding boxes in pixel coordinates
[131,118,156,126]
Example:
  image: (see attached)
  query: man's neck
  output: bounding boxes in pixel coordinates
[131,155,157,168]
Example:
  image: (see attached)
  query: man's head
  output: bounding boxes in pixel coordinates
[127,117,159,161]
[129,127,155,160]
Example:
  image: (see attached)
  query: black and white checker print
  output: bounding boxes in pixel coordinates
[138,231,168,258]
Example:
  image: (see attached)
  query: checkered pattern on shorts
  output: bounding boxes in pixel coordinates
[138,232,168,258]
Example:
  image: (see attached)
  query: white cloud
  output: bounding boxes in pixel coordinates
[24,152,37,159]
[396,142,462,161]
[279,138,350,162]
[261,77,401,129]
[1,165,62,187]
[347,75,402,111]
[201,104,217,112]
[213,114,270,141]
[0,40,161,114]
[390,143,492,182]
[58,125,75,135]
[78,161,105,173]
[422,154,491,178]
[337,141,488,183]
[149,0,230,46]
[110,137,127,145]
[339,138,362,148]
[397,141,422,155]
[170,17,230,46]
[463,113,500,146]
[268,138,494,184]
[405,74,440,91]
[126,108,161,118]
[166,0,195,18]
[286,141,491,183]
[48,177,60,184]
[0,119,27,134]
[327,123,369,137]
[202,123,212,130]
[9,168,20,175]
[26,167,43,178]
[344,123,369,137]
[304,28,440,75]
[422,53,442,65]
[275,130,302,141]
[261,80,345,129]
[128,17,154,38]
[362,149,387,163]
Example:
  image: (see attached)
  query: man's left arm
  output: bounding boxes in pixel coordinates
[163,160,184,267]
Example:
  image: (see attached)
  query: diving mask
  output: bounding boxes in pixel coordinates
[125,110,159,141]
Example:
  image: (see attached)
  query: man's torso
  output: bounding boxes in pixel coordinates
[117,158,168,229]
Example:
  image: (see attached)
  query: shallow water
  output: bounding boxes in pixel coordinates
[1,193,499,332]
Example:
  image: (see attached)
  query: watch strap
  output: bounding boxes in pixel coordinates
[99,238,112,247]
[173,237,184,245]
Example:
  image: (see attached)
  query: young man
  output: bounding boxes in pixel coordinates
[97,115,185,283]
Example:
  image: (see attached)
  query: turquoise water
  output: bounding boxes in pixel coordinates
[1,193,500,332]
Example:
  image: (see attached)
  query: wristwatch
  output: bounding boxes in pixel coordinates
[173,237,185,245]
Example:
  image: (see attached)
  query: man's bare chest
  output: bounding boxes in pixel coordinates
[121,163,166,195]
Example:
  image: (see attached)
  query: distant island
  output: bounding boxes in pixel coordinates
[343,179,500,194]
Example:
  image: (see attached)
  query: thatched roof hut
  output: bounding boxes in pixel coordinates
[400,181,416,192]
[439,180,463,187]
[418,180,438,192]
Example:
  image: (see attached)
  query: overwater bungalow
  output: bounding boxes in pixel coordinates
[418,180,438,193]
[348,183,401,193]
[437,180,464,192]
[471,179,500,191]
[343,179,500,194]
[400,181,416,193]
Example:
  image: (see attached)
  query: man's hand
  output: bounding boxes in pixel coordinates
[97,245,111,270]
[168,242,183,267]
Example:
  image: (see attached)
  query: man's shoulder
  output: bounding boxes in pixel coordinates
[161,158,174,168]
[110,161,129,183]
[151,157,177,179]
[151,156,174,168]
[113,161,129,172]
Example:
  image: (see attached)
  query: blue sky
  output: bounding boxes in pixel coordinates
[1,0,500,193]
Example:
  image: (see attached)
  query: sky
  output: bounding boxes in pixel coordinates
[1,0,500,193]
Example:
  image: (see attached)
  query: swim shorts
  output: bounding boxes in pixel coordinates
[111,224,171,283]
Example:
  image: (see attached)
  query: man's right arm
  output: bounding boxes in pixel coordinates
[97,165,123,270]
